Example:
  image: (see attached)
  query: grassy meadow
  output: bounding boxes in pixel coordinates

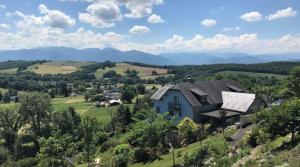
[25,61,92,75]
[95,63,169,79]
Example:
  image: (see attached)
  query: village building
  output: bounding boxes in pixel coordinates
[151,80,265,126]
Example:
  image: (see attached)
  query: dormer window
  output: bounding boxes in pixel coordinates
[200,95,207,102]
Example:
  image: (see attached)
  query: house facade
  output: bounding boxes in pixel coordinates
[151,80,264,124]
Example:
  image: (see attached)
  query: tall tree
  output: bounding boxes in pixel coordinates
[0,107,20,153]
[81,116,99,165]
[287,67,300,98]
[19,92,52,148]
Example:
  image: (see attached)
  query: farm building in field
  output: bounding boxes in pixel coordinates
[151,80,265,126]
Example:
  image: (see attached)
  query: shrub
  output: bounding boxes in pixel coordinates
[133,147,149,163]
[113,144,133,167]
[183,145,208,167]
[247,128,269,147]
[95,132,109,145]
[215,157,232,167]
[178,118,203,144]
[0,147,9,164]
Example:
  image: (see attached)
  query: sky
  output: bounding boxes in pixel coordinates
[0,0,300,54]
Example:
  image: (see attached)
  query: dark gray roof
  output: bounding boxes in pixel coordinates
[152,80,247,107]
[200,110,240,119]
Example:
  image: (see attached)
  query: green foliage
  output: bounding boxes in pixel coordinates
[256,98,300,142]
[3,92,10,103]
[0,106,20,152]
[136,85,146,95]
[81,116,100,164]
[133,147,150,163]
[37,137,66,167]
[121,85,136,104]
[183,145,208,167]
[247,127,269,147]
[0,91,2,101]
[0,146,9,164]
[51,107,81,135]
[113,144,133,167]
[19,92,52,138]
[128,115,174,158]
[112,105,132,132]
[177,118,204,144]
[287,67,300,97]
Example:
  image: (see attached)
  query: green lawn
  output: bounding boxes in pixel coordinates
[0,68,18,74]
[218,71,288,80]
[52,96,93,115]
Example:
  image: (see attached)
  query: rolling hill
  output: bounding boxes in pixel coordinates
[0,47,299,65]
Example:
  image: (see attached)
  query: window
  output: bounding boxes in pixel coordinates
[200,95,207,102]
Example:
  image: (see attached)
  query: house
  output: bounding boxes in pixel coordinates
[151,80,265,125]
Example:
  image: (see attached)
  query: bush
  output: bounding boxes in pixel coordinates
[0,147,9,164]
[178,118,203,144]
[133,147,149,163]
[215,157,232,167]
[247,128,269,147]
[113,144,133,167]
[183,145,208,167]
[96,132,109,145]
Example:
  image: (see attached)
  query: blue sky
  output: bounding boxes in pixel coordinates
[0,0,299,54]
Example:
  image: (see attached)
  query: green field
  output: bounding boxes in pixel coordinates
[0,68,18,74]
[95,63,169,79]
[217,70,288,80]
[26,61,92,75]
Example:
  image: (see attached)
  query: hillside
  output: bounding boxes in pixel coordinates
[0,47,300,65]
[95,63,169,80]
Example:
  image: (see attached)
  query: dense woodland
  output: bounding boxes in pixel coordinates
[0,60,299,167]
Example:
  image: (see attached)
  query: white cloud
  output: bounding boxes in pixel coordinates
[201,19,217,27]
[0,4,6,10]
[147,14,164,24]
[0,27,124,50]
[38,4,76,28]
[267,7,297,21]
[240,11,262,22]
[129,25,150,35]
[0,23,10,29]
[221,26,241,32]
[79,1,122,28]
[120,0,164,18]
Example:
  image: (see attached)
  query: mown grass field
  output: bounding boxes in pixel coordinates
[217,70,288,80]
[26,61,92,75]
[0,68,18,74]
[95,63,169,79]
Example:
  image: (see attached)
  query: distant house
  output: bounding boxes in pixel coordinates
[151,80,265,125]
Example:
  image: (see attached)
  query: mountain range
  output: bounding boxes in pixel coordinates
[0,47,299,65]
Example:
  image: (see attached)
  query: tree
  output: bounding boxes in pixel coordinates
[19,93,52,148]
[137,85,146,95]
[52,107,81,135]
[37,137,66,167]
[112,105,132,132]
[121,86,136,104]
[0,91,2,102]
[2,92,10,103]
[81,116,99,165]
[257,98,300,143]
[287,67,300,97]
[177,118,203,144]
[59,82,70,97]
[0,107,20,152]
